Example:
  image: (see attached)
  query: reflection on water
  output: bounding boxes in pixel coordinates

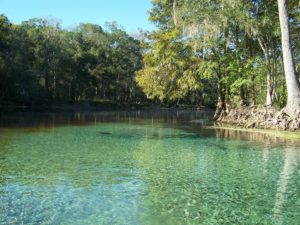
[213,128,300,146]
[0,111,300,224]
[273,148,299,223]
[0,110,212,129]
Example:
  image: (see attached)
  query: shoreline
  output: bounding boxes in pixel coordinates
[1,106,299,141]
[0,103,214,113]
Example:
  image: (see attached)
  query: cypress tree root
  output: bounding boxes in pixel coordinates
[215,105,300,131]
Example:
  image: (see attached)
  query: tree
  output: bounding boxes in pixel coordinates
[0,14,145,106]
[136,0,218,106]
[277,0,300,114]
[0,15,12,101]
[136,30,202,102]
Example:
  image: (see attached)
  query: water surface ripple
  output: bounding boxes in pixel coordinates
[0,111,299,224]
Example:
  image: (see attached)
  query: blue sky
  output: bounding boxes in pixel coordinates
[0,0,155,32]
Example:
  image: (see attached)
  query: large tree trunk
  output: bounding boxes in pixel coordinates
[257,38,274,106]
[278,0,300,114]
[266,69,273,106]
[213,79,227,121]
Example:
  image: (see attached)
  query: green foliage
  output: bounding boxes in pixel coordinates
[136,0,300,109]
[136,29,203,102]
[0,15,144,105]
[1,0,300,109]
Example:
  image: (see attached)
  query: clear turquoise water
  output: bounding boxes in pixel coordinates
[0,111,300,224]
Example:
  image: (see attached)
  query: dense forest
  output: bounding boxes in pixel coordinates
[0,15,144,106]
[136,0,300,129]
[137,0,300,109]
[1,0,300,128]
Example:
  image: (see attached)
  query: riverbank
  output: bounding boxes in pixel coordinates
[1,104,299,141]
[215,105,300,131]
